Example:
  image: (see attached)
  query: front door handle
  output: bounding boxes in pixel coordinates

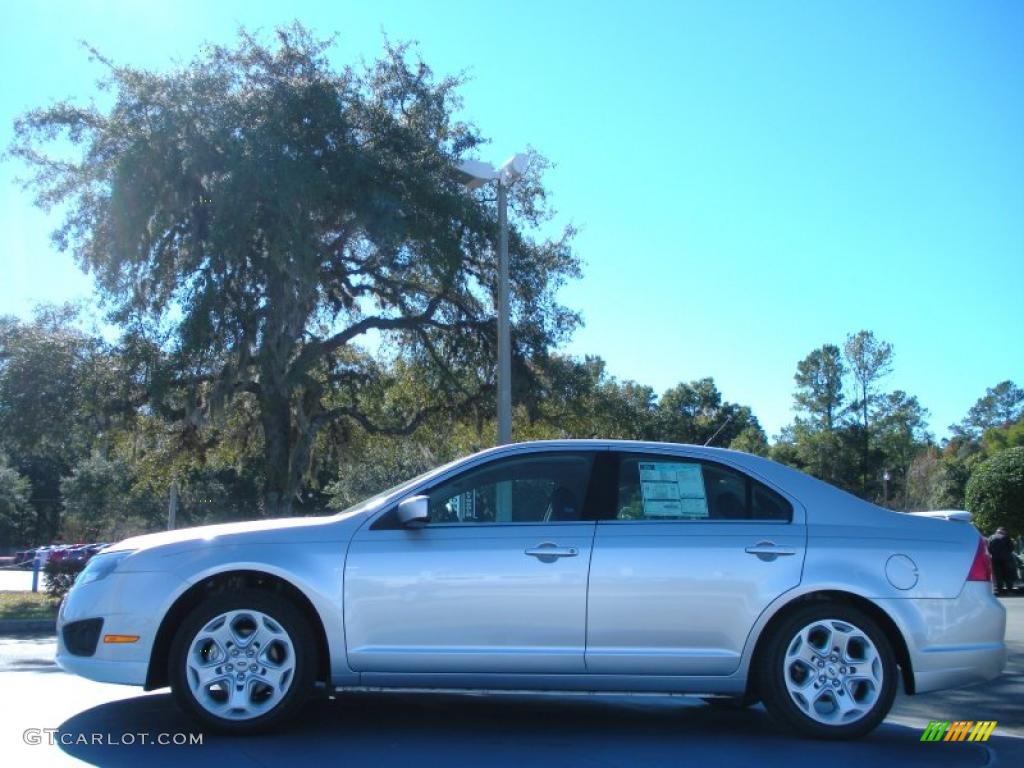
[525,542,579,562]
[745,541,797,561]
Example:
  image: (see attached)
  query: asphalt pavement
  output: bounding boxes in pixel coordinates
[0,567,40,591]
[0,598,1021,767]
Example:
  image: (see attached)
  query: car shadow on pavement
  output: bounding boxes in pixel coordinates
[57,690,1018,768]
[892,664,1024,733]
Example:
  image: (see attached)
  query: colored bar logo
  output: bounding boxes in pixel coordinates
[920,721,996,742]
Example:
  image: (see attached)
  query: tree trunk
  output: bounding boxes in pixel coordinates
[260,391,294,518]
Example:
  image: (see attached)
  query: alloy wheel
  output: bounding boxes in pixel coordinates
[185,609,297,721]
[782,618,884,726]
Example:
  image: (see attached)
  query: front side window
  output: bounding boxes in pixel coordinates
[426,453,594,524]
[616,455,791,522]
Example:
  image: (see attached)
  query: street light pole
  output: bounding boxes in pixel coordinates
[455,153,528,446]
[167,478,179,531]
[496,179,511,445]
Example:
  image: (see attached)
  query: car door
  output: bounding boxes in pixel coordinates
[345,450,598,675]
[586,449,806,676]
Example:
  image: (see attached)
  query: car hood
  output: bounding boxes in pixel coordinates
[108,512,361,555]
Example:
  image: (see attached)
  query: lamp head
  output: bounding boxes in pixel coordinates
[455,159,499,190]
[500,153,530,184]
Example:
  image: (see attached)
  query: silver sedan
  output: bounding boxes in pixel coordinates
[56,440,1006,739]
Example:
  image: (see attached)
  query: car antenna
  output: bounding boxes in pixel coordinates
[703,414,734,446]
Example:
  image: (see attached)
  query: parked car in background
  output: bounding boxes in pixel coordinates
[20,545,58,569]
[46,546,72,565]
[67,543,108,567]
[13,549,36,568]
[14,543,105,569]
[56,441,1007,739]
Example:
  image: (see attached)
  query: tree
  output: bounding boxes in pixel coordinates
[728,425,770,456]
[982,415,1024,455]
[953,381,1024,441]
[794,345,845,431]
[0,308,102,464]
[0,458,33,547]
[874,390,931,508]
[843,331,894,492]
[775,332,934,501]
[965,447,1024,534]
[792,344,845,480]
[0,306,130,539]
[654,378,763,447]
[325,434,440,510]
[938,396,1024,510]
[10,25,580,516]
[60,455,162,541]
[770,427,803,470]
[905,448,947,511]
[505,354,660,441]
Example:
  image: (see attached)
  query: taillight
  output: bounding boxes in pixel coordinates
[966,536,992,582]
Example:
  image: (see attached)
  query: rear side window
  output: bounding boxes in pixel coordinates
[751,485,791,520]
[616,455,792,522]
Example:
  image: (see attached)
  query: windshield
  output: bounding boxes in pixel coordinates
[333,455,469,517]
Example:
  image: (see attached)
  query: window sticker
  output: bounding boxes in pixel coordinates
[638,462,708,518]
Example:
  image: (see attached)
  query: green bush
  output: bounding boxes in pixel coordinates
[43,558,85,599]
[965,446,1024,535]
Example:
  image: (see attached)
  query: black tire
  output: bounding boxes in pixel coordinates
[169,589,317,734]
[758,603,897,740]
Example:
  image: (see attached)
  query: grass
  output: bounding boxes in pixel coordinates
[0,590,60,621]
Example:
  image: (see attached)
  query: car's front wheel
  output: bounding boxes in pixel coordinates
[759,603,898,739]
[169,589,316,733]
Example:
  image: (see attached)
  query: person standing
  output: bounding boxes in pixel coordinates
[987,527,1017,595]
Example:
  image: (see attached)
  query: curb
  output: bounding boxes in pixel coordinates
[0,618,56,635]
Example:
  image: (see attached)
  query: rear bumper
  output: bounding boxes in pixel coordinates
[877,582,1007,694]
[912,644,1006,693]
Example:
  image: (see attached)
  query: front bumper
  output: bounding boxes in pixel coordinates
[877,581,1007,694]
[55,570,186,687]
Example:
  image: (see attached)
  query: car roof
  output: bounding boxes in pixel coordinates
[489,439,797,479]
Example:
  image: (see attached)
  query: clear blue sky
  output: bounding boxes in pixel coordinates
[1,0,1022,440]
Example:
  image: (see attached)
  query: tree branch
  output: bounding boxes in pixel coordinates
[288,291,448,379]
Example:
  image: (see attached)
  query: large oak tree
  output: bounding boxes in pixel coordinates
[10,25,580,516]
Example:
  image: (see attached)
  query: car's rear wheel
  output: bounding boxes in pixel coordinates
[759,603,897,739]
[169,589,316,733]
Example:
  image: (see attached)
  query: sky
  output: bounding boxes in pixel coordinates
[1,0,1021,441]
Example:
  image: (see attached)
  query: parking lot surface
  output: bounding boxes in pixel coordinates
[1,598,1021,767]
[0,568,38,591]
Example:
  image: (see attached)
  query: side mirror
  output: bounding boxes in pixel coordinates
[396,495,430,528]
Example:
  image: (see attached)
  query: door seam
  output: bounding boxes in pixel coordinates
[582,521,598,672]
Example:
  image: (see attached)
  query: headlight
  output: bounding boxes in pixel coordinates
[75,550,135,588]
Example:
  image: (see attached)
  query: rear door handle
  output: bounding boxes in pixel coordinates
[525,542,579,561]
[745,541,797,561]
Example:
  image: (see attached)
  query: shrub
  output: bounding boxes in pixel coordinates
[43,558,85,599]
[965,446,1024,535]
